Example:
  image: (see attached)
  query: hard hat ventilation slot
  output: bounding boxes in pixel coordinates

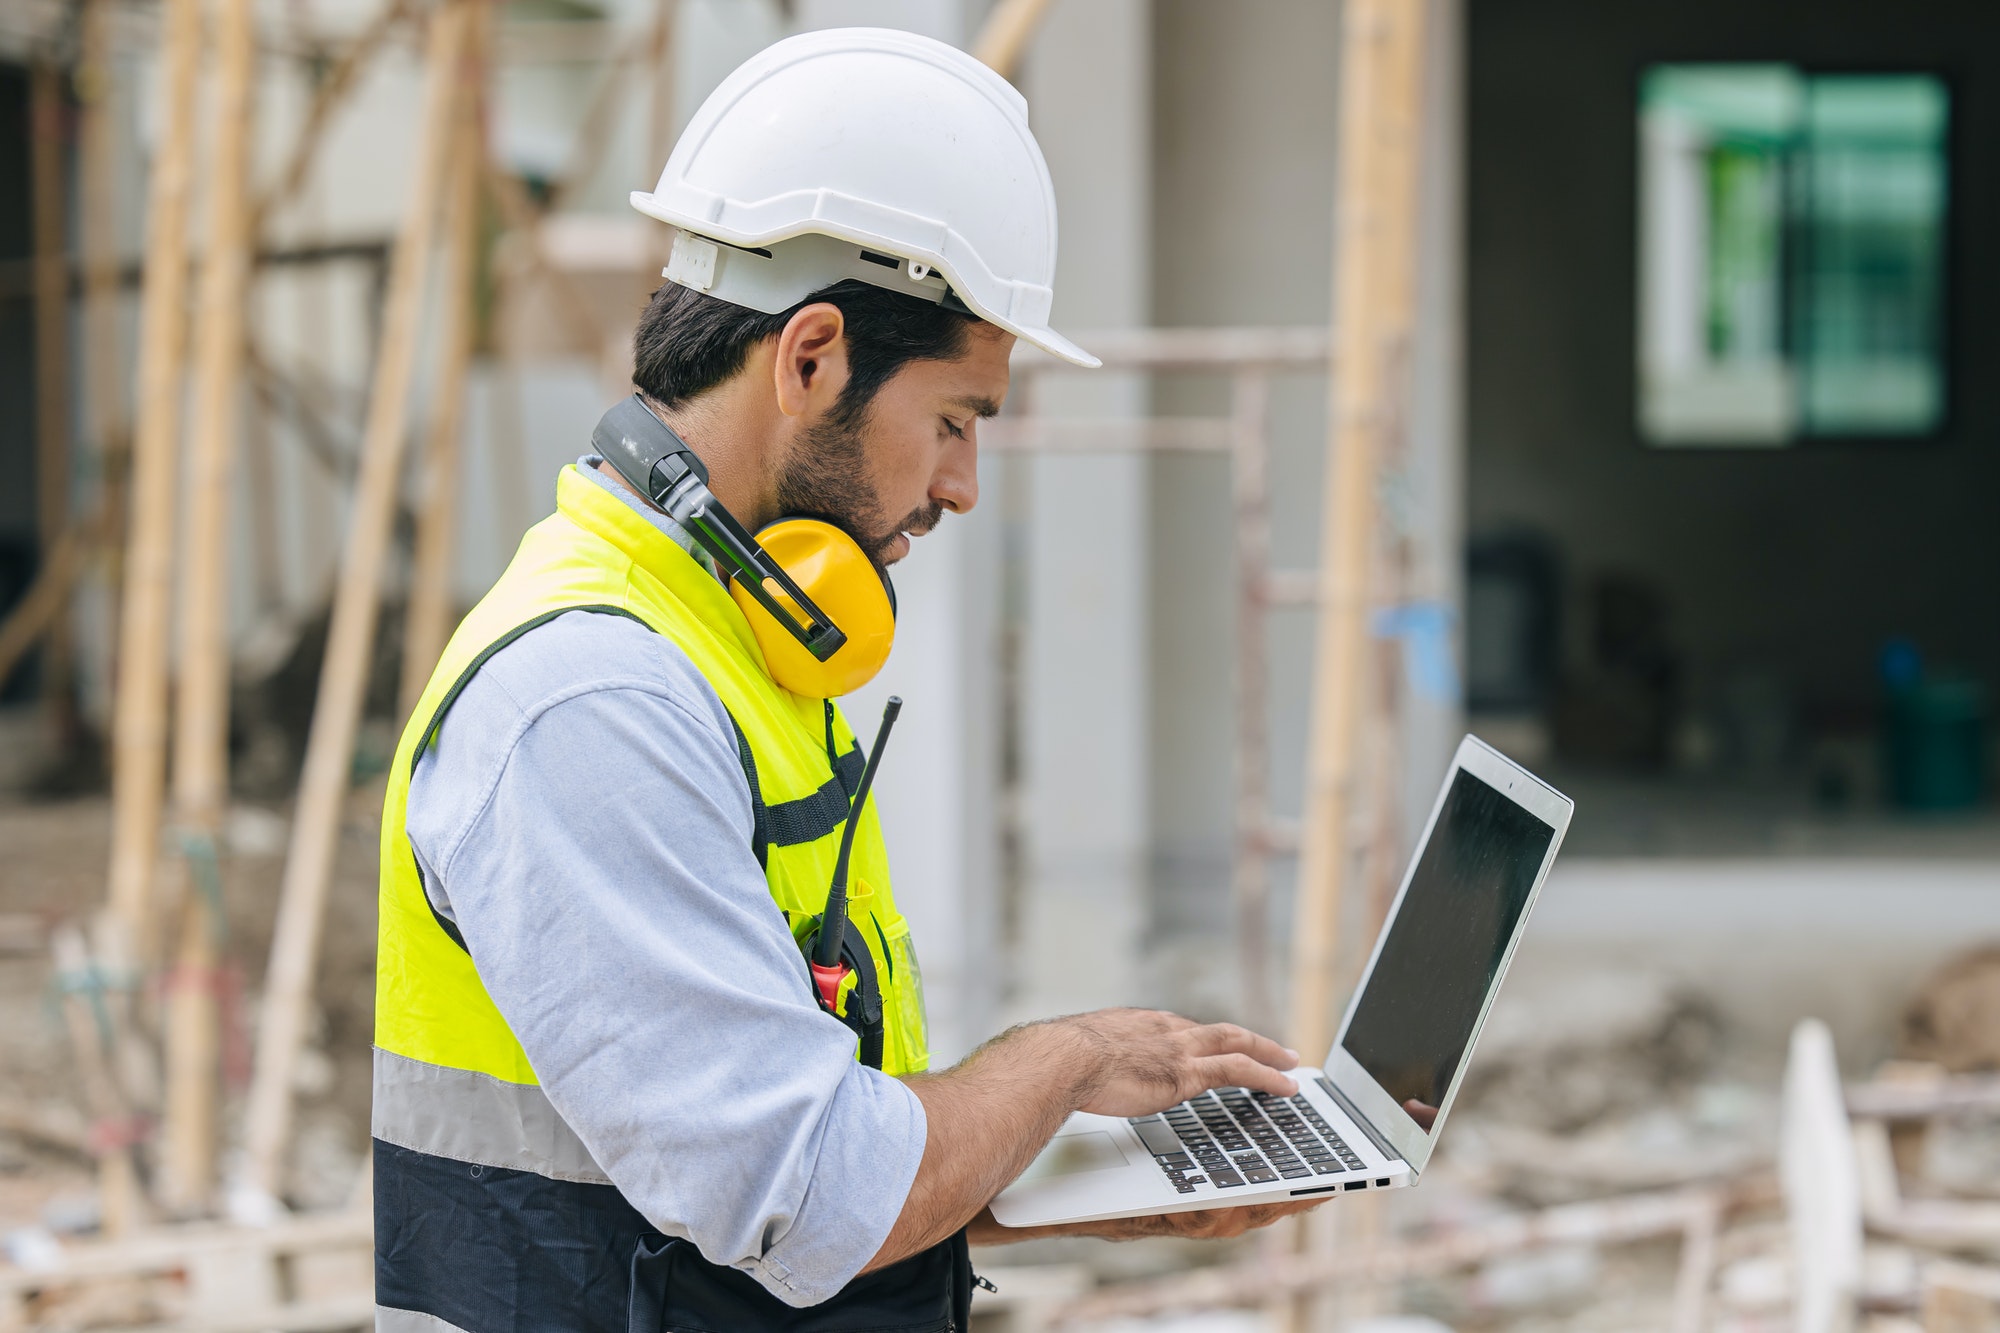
[859,250,900,269]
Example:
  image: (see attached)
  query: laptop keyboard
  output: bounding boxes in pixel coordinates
[1128,1088,1367,1193]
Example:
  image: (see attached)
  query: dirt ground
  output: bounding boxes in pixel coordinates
[0,784,381,1229]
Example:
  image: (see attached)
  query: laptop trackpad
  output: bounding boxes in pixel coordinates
[1017,1130,1132,1183]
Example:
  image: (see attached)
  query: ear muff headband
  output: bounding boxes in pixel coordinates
[593,395,897,697]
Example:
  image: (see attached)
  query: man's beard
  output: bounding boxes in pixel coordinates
[774,405,942,570]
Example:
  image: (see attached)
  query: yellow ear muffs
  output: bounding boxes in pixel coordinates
[730,518,896,698]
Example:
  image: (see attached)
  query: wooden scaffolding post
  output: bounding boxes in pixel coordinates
[970,0,1058,80]
[1288,0,1430,1059]
[1286,10,1428,1324]
[28,59,73,728]
[244,0,473,1200]
[107,0,202,954]
[163,0,260,1216]
[79,0,127,564]
[399,3,488,719]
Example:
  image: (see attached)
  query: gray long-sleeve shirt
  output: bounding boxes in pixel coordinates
[402,460,927,1307]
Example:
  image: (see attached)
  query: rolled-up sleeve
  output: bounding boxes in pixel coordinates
[406,614,925,1306]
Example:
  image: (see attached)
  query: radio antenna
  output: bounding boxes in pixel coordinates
[813,697,902,969]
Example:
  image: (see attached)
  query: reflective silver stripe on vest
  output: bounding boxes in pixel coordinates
[371,1047,612,1185]
[377,1305,472,1333]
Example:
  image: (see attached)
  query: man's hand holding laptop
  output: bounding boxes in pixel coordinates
[961,1007,1330,1245]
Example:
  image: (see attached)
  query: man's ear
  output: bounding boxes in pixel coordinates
[774,302,849,419]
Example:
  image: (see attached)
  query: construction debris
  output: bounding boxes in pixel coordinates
[1903,948,2000,1074]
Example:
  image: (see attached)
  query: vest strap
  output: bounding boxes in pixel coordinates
[727,703,865,872]
[760,749,867,852]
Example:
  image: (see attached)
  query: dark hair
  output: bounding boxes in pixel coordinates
[632,277,978,424]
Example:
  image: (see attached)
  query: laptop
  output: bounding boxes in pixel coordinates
[991,735,1572,1227]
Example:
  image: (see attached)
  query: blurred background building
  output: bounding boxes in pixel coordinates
[0,0,1996,1327]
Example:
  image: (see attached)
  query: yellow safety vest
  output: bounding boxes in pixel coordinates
[374,462,929,1168]
[370,465,948,1331]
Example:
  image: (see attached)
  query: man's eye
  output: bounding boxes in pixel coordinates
[943,418,968,440]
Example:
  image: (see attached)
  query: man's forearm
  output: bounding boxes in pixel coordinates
[862,1020,1095,1272]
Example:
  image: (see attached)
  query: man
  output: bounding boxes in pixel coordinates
[373,28,1316,1330]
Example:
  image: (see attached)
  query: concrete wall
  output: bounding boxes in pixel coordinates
[1466,0,2000,725]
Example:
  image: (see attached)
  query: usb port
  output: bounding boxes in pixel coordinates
[1342,1180,1367,1191]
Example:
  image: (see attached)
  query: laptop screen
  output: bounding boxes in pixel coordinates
[1339,767,1555,1135]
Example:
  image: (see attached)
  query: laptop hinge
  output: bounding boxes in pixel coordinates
[1315,1075,1405,1166]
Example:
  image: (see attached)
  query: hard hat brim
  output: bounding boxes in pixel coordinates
[633,196,1100,370]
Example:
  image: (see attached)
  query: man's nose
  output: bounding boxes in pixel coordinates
[933,432,979,515]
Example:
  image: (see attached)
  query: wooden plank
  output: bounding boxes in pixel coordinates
[0,1211,371,1294]
[1924,1264,2000,1333]
[186,1239,280,1318]
[1783,1019,1861,1333]
[1058,1186,1735,1322]
[1669,1192,1721,1333]
[163,0,260,1216]
[398,6,487,719]
[242,0,473,1201]
[106,0,201,963]
[1849,1075,2000,1121]
[109,1297,375,1333]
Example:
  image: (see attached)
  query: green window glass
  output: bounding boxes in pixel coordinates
[1638,65,1949,446]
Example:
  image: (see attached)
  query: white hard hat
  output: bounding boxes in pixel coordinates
[631,27,1099,368]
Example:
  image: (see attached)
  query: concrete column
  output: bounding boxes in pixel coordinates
[1012,0,1154,1018]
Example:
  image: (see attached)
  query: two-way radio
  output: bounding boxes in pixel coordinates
[801,697,902,1067]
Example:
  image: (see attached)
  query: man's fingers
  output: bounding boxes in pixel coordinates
[1186,1022,1299,1072]
[1194,1053,1300,1098]
[1141,1197,1325,1239]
